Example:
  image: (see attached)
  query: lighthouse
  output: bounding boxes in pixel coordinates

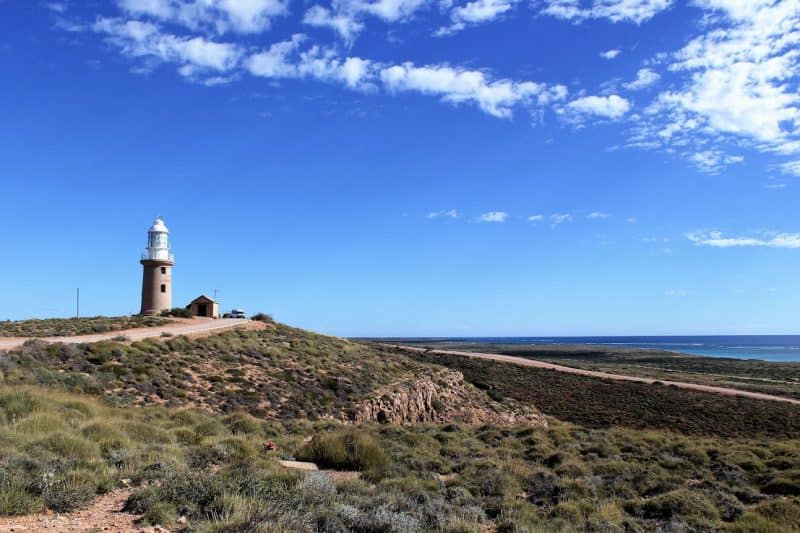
[139,216,174,316]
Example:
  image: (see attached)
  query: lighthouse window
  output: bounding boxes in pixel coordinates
[160,284,166,293]
[161,267,166,274]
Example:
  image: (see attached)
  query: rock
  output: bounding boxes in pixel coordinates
[354,369,547,427]
[177,516,188,524]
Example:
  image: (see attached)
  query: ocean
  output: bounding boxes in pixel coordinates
[404,336,800,362]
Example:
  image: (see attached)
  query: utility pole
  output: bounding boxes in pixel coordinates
[76,288,80,319]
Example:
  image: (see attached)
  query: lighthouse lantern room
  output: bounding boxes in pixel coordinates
[140,216,174,316]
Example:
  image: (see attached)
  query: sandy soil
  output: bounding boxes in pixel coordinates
[397,345,800,406]
[0,489,167,532]
[0,318,253,352]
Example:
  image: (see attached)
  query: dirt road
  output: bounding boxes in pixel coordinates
[0,318,250,352]
[398,345,800,406]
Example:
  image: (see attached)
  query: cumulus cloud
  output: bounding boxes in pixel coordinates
[478,211,509,222]
[600,49,621,59]
[301,0,433,42]
[435,0,519,35]
[687,230,800,249]
[528,214,544,221]
[586,211,609,219]
[623,67,660,90]
[565,94,631,119]
[303,5,364,44]
[93,17,242,79]
[380,63,567,118]
[117,0,289,34]
[541,0,673,24]
[247,39,377,90]
[630,0,800,173]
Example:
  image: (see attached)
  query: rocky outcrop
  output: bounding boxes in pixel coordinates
[353,369,547,427]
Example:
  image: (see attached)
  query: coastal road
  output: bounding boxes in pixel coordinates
[398,345,800,406]
[0,318,251,352]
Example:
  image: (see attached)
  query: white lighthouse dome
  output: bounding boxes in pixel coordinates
[143,216,174,262]
[148,217,169,234]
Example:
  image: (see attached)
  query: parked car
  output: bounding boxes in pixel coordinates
[230,309,247,319]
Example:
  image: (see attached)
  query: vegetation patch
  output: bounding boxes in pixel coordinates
[0,316,170,338]
[408,349,800,439]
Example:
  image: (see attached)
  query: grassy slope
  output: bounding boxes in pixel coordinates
[0,316,170,338]
[1,324,799,531]
[401,341,800,400]
[4,324,433,420]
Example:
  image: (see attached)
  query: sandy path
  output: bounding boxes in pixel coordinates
[0,489,167,532]
[0,318,250,352]
[397,345,800,406]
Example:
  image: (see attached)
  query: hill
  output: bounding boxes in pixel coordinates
[0,321,799,532]
[2,322,542,425]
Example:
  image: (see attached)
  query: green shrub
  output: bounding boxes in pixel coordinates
[0,481,42,515]
[223,412,261,435]
[762,478,800,496]
[43,471,97,512]
[161,308,192,319]
[634,489,719,521]
[139,501,178,526]
[298,429,389,473]
[753,499,800,528]
[251,313,273,323]
[0,390,38,421]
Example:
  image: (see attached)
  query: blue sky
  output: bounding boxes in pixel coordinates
[1,0,799,336]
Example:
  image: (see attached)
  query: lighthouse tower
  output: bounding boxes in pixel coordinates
[139,216,174,316]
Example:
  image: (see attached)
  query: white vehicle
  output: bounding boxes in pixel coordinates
[230,309,247,319]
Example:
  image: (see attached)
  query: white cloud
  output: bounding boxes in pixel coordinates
[586,211,609,219]
[627,217,637,223]
[630,0,800,173]
[245,37,377,90]
[478,211,508,222]
[623,67,660,90]
[93,17,242,77]
[687,230,800,249]
[380,63,567,118]
[687,150,744,174]
[600,49,621,59]
[303,5,364,44]
[566,94,631,119]
[541,0,673,24]
[666,289,691,297]
[302,0,434,42]
[527,214,544,221]
[117,0,289,34]
[780,160,800,177]
[550,213,572,226]
[435,0,518,35]
[44,2,67,13]
[427,209,459,219]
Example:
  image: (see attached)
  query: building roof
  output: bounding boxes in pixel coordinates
[190,295,217,304]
